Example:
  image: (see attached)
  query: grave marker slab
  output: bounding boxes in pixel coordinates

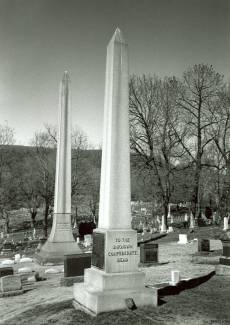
[0,275,21,292]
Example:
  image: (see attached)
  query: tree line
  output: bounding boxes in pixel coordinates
[0,63,229,233]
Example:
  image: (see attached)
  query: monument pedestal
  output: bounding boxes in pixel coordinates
[35,241,82,265]
[73,228,157,314]
[35,213,82,265]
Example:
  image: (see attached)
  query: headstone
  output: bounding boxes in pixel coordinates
[167,226,174,233]
[170,270,180,286]
[0,275,22,292]
[36,71,81,264]
[178,234,188,244]
[223,217,229,231]
[0,267,13,278]
[64,253,91,277]
[198,239,210,252]
[189,213,195,230]
[14,254,21,263]
[73,28,157,315]
[160,215,167,233]
[84,234,92,247]
[140,243,158,264]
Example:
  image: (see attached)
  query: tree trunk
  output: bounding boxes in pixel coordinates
[43,203,49,238]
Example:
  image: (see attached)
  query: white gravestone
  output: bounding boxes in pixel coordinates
[14,254,21,263]
[170,270,180,286]
[84,234,92,247]
[178,234,188,244]
[160,215,167,233]
[223,217,229,231]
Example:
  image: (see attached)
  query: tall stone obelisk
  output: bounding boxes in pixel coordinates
[36,71,82,264]
[73,29,156,315]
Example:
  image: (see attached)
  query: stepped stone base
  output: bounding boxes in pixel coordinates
[35,240,82,265]
[73,267,157,315]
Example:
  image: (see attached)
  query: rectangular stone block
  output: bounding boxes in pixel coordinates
[0,275,21,292]
[219,257,230,266]
[140,243,158,263]
[222,240,230,257]
[64,253,91,277]
[0,267,13,278]
[198,239,210,252]
[92,232,105,269]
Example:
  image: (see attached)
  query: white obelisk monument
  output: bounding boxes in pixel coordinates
[36,71,81,264]
[73,29,157,315]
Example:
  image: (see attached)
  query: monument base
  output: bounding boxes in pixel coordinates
[73,267,157,315]
[35,240,82,265]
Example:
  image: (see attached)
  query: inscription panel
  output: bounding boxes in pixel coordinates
[106,230,139,273]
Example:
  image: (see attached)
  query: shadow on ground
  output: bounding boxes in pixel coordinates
[2,273,230,325]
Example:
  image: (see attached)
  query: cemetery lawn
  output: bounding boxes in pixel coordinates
[2,275,230,325]
[1,225,229,325]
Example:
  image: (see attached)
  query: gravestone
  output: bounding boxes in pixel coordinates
[198,239,210,252]
[84,234,92,247]
[0,267,13,278]
[0,275,22,292]
[178,234,188,244]
[170,270,180,286]
[140,243,158,264]
[223,217,229,231]
[61,253,91,286]
[73,28,157,315]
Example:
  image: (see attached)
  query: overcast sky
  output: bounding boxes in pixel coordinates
[0,0,229,146]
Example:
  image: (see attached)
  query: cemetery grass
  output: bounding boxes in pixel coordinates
[1,225,228,325]
[2,275,230,325]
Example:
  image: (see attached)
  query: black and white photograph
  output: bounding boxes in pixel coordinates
[0,0,230,324]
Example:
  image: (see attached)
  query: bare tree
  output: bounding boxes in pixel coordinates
[208,83,230,217]
[0,123,17,233]
[129,75,185,225]
[176,64,224,218]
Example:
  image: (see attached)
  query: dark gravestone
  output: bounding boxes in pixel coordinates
[0,267,13,278]
[64,253,91,277]
[198,239,210,252]
[222,240,230,257]
[219,257,230,266]
[140,243,158,264]
[91,232,105,270]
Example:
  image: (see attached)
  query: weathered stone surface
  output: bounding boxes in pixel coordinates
[64,253,91,277]
[140,243,158,264]
[0,275,21,292]
[198,239,210,252]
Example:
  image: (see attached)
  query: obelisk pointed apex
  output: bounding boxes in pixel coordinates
[62,70,70,82]
[110,27,126,44]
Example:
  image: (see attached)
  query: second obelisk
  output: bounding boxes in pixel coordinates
[36,71,82,264]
